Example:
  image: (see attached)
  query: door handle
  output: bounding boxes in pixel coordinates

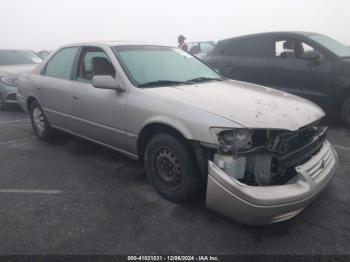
[73,95,79,100]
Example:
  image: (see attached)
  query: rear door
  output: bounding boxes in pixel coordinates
[35,47,79,129]
[70,46,129,151]
[210,36,272,86]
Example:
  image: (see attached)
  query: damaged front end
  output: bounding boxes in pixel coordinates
[205,121,338,225]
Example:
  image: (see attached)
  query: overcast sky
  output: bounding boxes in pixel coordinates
[1,0,350,51]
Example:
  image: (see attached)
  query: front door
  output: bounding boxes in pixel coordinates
[293,41,333,109]
[269,38,333,110]
[70,46,129,151]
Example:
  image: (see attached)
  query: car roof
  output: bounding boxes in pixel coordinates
[210,31,324,56]
[220,31,320,42]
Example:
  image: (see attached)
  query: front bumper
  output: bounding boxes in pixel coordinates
[206,140,338,225]
[0,84,18,103]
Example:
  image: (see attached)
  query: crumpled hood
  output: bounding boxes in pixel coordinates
[0,64,38,76]
[145,80,325,131]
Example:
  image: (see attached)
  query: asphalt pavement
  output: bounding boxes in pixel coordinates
[0,108,349,255]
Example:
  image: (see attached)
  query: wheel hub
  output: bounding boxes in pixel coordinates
[155,148,182,189]
[32,107,45,134]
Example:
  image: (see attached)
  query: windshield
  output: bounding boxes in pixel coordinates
[310,34,350,58]
[113,46,223,87]
[0,50,43,66]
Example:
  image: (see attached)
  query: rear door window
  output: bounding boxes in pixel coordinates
[44,47,79,80]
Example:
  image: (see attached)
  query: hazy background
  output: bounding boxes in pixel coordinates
[1,0,350,51]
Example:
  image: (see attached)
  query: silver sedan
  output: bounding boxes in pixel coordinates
[0,50,42,109]
[17,42,338,225]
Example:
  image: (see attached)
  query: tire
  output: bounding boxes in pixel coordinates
[144,133,201,203]
[29,100,54,140]
[341,96,350,127]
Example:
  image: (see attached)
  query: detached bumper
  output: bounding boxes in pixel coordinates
[206,141,338,225]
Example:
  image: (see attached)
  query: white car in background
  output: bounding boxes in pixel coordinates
[188,41,216,59]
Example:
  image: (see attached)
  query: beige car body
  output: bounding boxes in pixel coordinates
[17,42,338,225]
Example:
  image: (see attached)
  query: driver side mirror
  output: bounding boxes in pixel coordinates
[301,50,321,61]
[92,75,126,92]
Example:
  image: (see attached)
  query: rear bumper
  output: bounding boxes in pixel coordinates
[206,141,338,225]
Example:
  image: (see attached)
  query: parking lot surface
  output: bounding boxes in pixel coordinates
[0,108,349,255]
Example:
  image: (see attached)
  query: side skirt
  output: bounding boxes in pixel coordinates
[51,124,139,160]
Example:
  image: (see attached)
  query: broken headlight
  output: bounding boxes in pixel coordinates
[210,128,253,154]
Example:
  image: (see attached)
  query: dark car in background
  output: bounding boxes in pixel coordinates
[188,41,216,59]
[0,50,42,109]
[205,32,350,126]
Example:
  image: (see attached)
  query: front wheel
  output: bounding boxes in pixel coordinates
[144,134,201,203]
[341,96,350,127]
[29,100,54,140]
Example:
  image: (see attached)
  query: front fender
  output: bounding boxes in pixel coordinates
[140,116,194,140]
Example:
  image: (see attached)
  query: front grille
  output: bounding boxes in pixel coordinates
[273,124,327,173]
[297,141,335,182]
[272,123,325,155]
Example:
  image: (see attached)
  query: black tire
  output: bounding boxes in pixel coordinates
[29,100,54,140]
[144,133,201,203]
[341,96,350,127]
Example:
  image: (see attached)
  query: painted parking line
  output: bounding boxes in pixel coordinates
[0,119,29,124]
[0,189,62,194]
[0,136,35,146]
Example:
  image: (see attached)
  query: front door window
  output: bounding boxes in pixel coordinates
[76,47,116,83]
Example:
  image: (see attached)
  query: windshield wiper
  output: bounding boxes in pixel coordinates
[138,77,223,88]
[185,77,223,83]
[138,80,189,88]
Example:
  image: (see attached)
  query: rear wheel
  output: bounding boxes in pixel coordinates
[29,100,54,140]
[341,96,350,127]
[144,133,201,203]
